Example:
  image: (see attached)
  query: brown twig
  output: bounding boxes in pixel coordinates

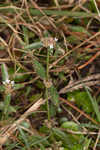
[78,51,100,70]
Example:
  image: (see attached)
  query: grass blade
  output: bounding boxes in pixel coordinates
[85,87,100,122]
[30,9,97,18]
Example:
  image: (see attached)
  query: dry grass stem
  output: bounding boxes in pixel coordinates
[0,98,46,147]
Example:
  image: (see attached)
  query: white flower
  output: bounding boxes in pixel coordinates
[49,44,53,49]
[11,81,15,86]
[3,79,10,85]
[5,79,10,84]
[2,79,15,87]
[54,37,58,42]
[2,81,6,85]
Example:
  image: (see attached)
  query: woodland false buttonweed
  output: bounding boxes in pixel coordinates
[41,37,58,49]
[49,37,58,49]
[3,79,15,87]
[3,79,10,84]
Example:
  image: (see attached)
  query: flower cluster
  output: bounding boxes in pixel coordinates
[49,37,58,49]
[41,37,58,49]
[3,79,15,87]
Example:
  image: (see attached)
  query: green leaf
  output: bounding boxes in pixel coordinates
[22,26,29,44]
[1,63,9,81]
[85,87,100,122]
[30,9,97,18]
[18,127,30,150]
[67,91,93,113]
[79,123,99,129]
[0,102,16,113]
[52,128,79,147]
[29,135,50,147]
[14,84,24,90]
[67,35,80,44]
[61,121,79,131]
[39,125,50,134]
[0,85,5,92]
[83,138,91,150]
[89,0,97,12]
[24,41,43,50]
[71,144,83,150]
[4,93,11,115]
[21,121,30,129]
[64,148,69,150]
[69,25,91,35]
[49,103,57,117]
[33,59,46,79]
[29,93,42,102]
[39,144,46,150]
[9,67,30,82]
[59,117,68,124]
[49,85,59,107]
[14,74,30,82]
